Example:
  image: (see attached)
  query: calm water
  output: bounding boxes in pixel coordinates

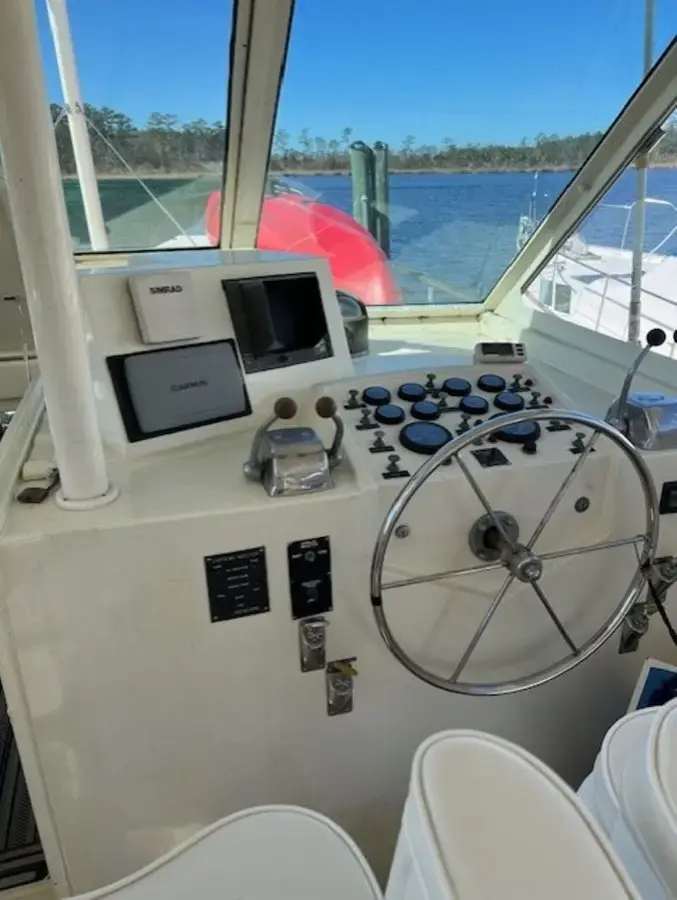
[64,168,677,304]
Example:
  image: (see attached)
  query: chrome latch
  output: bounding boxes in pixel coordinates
[326,658,357,716]
[299,616,328,672]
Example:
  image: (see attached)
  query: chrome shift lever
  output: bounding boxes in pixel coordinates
[315,396,344,469]
[606,328,667,434]
[606,328,677,450]
[243,397,297,482]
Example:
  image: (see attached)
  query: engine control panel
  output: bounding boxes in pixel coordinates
[326,363,588,483]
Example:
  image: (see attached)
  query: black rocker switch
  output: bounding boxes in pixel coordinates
[383,453,410,480]
[356,407,378,431]
[344,389,363,410]
[370,430,394,454]
[528,391,542,408]
[510,374,523,391]
[425,373,437,393]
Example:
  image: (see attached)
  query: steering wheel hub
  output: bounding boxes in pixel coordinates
[505,545,544,583]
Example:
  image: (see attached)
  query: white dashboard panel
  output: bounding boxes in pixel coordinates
[77,250,353,454]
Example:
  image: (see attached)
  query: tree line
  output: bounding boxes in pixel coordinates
[51,103,677,176]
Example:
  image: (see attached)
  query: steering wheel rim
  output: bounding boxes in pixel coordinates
[370,408,659,696]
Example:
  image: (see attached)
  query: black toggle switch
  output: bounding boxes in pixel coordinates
[522,440,537,455]
[546,419,571,433]
[344,388,364,410]
[369,430,394,454]
[528,391,542,408]
[425,373,437,393]
[382,453,410,480]
[569,431,595,455]
[356,408,378,431]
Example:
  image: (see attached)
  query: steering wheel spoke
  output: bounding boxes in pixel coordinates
[370,408,659,696]
[527,430,601,550]
[456,453,519,552]
[529,581,579,655]
[448,573,514,683]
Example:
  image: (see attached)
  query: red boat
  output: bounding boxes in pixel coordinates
[205,180,400,306]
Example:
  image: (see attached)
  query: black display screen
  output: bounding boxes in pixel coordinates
[481,342,514,356]
[222,273,332,373]
[106,339,251,442]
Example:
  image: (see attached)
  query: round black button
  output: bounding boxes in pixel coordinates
[460,394,489,415]
[478,373,506,393]
[398,382,426,403]
[400,422,453,455]
[495,421,541,444]
[411,400,440,421]
[362,386,391,406]
[374,404,406,425]
[494,391,525,412]
[442,377,471,397]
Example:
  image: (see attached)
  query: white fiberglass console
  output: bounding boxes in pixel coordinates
[0,250,674,895]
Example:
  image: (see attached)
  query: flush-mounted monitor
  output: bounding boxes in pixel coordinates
[222,272,332,373]
[107,339,251,443]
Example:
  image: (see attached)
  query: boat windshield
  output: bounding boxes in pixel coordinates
[37,0,234,252]
[36,0,677,316]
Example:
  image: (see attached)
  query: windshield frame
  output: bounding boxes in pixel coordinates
[485,38,677,314]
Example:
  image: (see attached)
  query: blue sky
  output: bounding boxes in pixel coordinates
[37,0,675,148]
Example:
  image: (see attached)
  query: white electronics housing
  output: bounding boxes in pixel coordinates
[77,250,352,455]
[128,269,201,344]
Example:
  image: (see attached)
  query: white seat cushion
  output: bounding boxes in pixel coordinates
[70,805,382,900]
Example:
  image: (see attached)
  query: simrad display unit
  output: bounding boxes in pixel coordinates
[106,339,251,443]
[221,272,333,374]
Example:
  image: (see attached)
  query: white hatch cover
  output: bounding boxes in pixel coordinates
[70,806,382,900]
[407,730,639,900]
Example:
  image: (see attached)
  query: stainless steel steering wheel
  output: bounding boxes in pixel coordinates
[370,408,659,695]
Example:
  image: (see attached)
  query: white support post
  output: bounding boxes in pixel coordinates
[46,0,109,252]
[0,0,117,509]
[628,0,655,344]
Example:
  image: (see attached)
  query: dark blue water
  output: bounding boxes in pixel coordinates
[288,168,677,302]
[67,168,677,304]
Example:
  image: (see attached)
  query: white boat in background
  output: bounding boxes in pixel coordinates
[523,193,677,357]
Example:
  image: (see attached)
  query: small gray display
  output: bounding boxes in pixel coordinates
[121,340,249,437]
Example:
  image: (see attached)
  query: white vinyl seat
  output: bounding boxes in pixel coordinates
[387,729,640,900]
[577,699,677,899]
[68,805,382,900]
